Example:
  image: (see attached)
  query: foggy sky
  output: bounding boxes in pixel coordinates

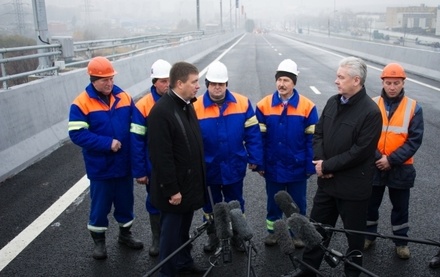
[1,0,439,31]
[40,0,439,23]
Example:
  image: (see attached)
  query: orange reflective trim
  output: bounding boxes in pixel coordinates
[135,93,155,117]
[193,97,219,119]
[73,91,132,115]
[221,92,249,116]
[258,94,315,116]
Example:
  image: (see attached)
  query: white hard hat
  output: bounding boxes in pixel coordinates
[150,59,172,78]
[206,61,228,83]
[277,59,299,76]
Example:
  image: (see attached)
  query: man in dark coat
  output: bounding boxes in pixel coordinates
[288,57,382,277]
[148,61,207,277]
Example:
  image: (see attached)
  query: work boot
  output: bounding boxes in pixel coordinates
[118,226,144,250]
[429,250,440,268]
[363,239,375,250]
[90,231,107,260]
[203,221,219,253]
[149,214,160,257]
[264,233,277,246]
[396,245,410,259]
[203,233,219,253]
[293,238,305,248]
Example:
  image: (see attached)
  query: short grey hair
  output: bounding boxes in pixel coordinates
[339,57,367,85]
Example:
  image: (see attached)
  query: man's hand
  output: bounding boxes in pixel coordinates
[111,139,122,152]
[169,192,182,205]
[375,155,391,171]
[313,160,334,179]
[136,176,149,185]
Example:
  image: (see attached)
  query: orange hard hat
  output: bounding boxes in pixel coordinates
[87,56,117,77]
[381,63,406,79]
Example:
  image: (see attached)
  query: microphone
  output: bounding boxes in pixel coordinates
[287,214,323,250]
[213,202,233,264]
[274,219,326,277]
[274,190,300,218]
[273,219,295,255]
[229,208,253,242]
[227,200,241,211]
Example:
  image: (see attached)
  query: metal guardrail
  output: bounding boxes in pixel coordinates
[0,30,207,90]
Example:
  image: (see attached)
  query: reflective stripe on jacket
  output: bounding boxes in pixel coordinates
[130,86,161,178]
[256,89,318,182]
[68,83,134,180]
[193,90,263,185]
[373,96,416,165]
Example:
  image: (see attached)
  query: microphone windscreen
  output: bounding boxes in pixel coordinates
[227,200,241,211]
[230,208,253,241]
[273,219,295,255]
[274,190,300,218]
[287,214,323,249]
[213,202,233,240]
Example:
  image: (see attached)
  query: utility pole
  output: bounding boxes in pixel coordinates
[13,0,26,35]
[220,0,223,31]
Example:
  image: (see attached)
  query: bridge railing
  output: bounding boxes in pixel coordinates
[0,30,207,90]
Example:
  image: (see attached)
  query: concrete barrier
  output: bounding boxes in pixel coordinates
[0,32,242,183]
[276,32,440,82]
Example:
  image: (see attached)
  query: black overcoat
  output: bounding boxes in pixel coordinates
[313,87,382,200]
[148,91,207,212]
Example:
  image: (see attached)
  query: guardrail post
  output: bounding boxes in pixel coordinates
[0,52,7,90]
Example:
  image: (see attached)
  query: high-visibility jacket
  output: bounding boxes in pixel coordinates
[68,83,134,180]
[193,89,263,185]
[130,86,161,179]
[256,89,318,182]
[373,95,416,165]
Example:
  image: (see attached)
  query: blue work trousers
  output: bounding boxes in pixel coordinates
[203,180,245,214]
[265,180,307,232]
[88,175,135,230]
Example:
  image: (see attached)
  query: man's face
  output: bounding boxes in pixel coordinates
[154,78,170,96]
[92,77,114,95]
[207,82,227,101]
[382,78,404,98]
[276,76,295,99]
[335,66,360,98]
[179,73,200,101]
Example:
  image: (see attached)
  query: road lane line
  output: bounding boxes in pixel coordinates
[0,175,90,272]
[310,86,321,94]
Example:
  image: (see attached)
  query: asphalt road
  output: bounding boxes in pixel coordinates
[1,33,440,277]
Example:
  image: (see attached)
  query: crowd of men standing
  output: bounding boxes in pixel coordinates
[67,54,427,277]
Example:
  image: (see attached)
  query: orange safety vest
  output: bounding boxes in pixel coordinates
[373,96,416,165]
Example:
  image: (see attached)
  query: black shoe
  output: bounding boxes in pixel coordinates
[177,264,208,275]
[203,233,219,253]
[429,251,440,268]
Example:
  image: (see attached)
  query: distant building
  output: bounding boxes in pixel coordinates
[386,4,437,34]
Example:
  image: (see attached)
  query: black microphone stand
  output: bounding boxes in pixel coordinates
[320,246,380,277]
[287,254,325,277]
[143,221,210,277]
[314,223,440,247]
[243,239,258,277]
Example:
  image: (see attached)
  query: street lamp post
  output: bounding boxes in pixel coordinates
[196,0,200,31]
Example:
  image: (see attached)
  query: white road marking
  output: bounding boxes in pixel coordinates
[0,175,90,272]
[310,86,321,94]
